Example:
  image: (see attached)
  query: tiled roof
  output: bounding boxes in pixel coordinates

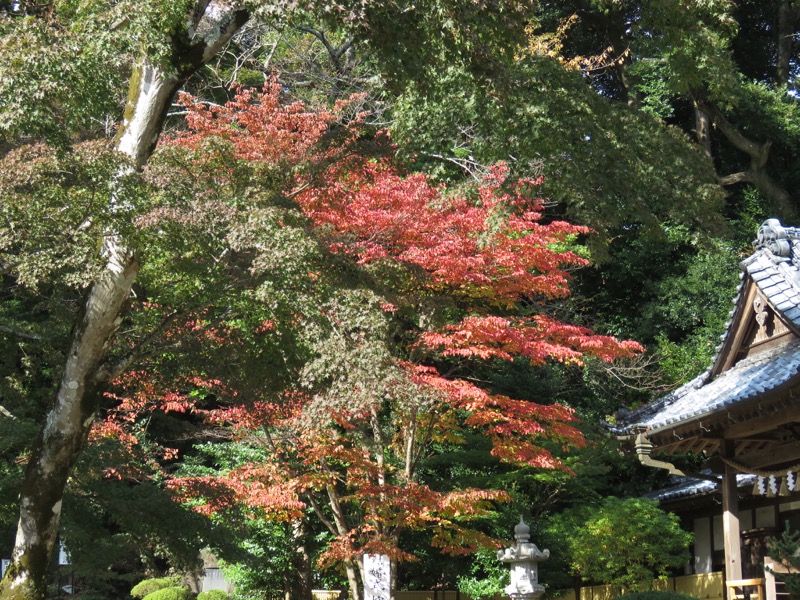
[646,473,756,502]
[741,250,800,327]
[616,219,800,435]
[620,338,800,433]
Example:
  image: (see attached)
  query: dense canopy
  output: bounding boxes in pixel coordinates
[0,1,798,599]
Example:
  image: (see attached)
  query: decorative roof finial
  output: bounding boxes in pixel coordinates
[754,219,800,258]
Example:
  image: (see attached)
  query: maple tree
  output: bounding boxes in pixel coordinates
[91,81,645,600]
[0,1,545,597]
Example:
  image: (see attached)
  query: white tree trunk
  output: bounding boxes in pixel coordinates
[0,4,248,598]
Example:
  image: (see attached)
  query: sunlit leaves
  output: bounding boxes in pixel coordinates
[102,78,644,572]
[0,141,136,289]
[390,59,725,241]
[549,497,692,590]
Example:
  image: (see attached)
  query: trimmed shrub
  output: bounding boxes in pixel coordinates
[197,590,230,600]
[142,586,195,600]
[132,578,182,599]
[617,592,699,600]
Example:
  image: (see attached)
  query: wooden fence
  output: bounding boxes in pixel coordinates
[311,572,725,600]
[553,572,724,600]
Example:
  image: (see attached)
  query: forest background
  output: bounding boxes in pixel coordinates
[0,1,798,599]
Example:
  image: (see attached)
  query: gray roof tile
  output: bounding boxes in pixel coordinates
[646,474,756,502]
[616,220,800,436]
[620,339,800,433]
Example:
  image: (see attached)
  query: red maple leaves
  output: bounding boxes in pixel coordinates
[297,160,588,304]
[98,79,643,568]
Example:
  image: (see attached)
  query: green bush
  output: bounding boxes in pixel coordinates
[549,497,693,591]
[197,590,230,600]
[617,592,698,600]
[142,586,195,600]
[131,578,182,599]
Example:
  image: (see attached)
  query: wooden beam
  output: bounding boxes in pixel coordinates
[714,285,757,376]
[723,440,743,582]
[724,402,800,439]
[734,441,800,469]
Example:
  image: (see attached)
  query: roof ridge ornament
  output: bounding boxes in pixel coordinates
[754,218,800,258]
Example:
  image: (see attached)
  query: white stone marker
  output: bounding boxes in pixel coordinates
[363,553,391,600]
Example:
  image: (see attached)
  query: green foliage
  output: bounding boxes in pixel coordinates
[0,279,78,558]
[646,239,741,384]
[197,591,230,600]
[131,577,182,598]
[638,0,739,105]
[628,59,676,120]
[61,466,237,598]
[767,526,800,600]
[391,59,724,239]
[0,141,141,290]
[548,497,692,591]
[576,226,742,386]
[176,443,310,598]
[0,2,131,143]
[142,586,196,600]
[456,549,509,600]
[316,0,534,87]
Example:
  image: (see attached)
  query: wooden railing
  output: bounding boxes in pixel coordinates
[725,578,765,600]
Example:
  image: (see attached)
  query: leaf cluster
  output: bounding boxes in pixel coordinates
[390,59,724,240]
[132,577,183,599]
[0,141,139,290]
[547,497,692,591]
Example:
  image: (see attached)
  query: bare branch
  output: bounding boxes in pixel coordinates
[421,152,492,182]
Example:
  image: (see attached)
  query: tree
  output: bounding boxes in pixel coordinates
[530,0,800,220]
[389,0,800,389]
[149,83,643,600]
[389,53,726,244]
[0,3,247,597]
[548,497,692,592]
[0,2,563,597]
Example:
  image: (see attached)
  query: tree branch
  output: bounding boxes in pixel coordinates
[698,101,792,212]
[305,492,339,537]
[719,171,750,186]
[0,324,46,341]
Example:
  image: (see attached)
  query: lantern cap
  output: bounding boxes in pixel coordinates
[514,517,530,542]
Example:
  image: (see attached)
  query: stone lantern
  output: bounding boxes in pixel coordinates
[497,517,549,600]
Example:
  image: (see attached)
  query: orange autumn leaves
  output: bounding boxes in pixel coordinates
[105,80,642,564]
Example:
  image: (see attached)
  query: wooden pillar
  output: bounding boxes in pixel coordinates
[723,441,743,583]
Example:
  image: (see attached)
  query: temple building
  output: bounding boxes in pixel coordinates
[615,219,800,600]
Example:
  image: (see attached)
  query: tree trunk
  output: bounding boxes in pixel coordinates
[776,0,800,86]
[0,247,139,600]
[344,558,363,600]
[693,100,712,158]
[321,484,363,600]
[700,100,794,216]
[0,4,248,599]
[291,518,314,600]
